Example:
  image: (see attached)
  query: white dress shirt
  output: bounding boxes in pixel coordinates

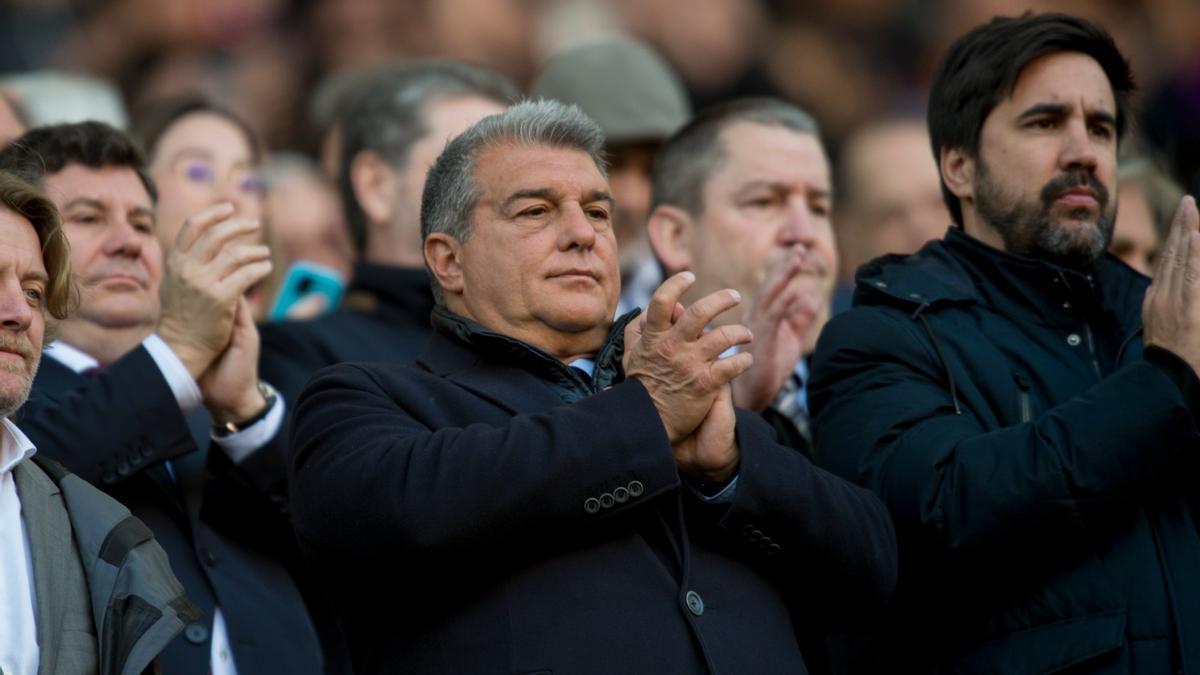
[44,336,284,463]
[0,418,41,675]
[42,335,283,675]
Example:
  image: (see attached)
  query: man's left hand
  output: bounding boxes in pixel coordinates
[732,249,820,411]
[674,384,739,484]
[201,297,268,426]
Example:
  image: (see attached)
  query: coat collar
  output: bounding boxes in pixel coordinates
[855,228,1148,332]
[417,306,641,413]
[340,262,435,327]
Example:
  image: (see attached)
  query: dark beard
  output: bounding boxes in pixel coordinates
[975,161,1116,271]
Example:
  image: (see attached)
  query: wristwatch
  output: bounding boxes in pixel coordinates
[213,381,278,435]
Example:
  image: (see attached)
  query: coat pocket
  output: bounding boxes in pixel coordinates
[937,609,1126,675]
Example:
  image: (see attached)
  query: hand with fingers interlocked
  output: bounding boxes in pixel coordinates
[157,202,272,379]
[624,271,754,481]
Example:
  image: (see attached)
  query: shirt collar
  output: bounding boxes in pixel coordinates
[0,417,36,476]
[43,340,99,374]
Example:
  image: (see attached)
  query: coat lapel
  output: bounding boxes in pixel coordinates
[14,461,71,675]
[418,332,565,416]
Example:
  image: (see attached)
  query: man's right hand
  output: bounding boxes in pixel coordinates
[1144,195,1200,376]
[624,271,754,444]
[157,203,272,379]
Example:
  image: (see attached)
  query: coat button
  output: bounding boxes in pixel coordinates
[627,480,644,497]
[1066,333,1081,347]
[101,470,117,484]
[685,590,704,616]
[141,445,155,458]
[184,622,209,644]
[612,486,629,503]
[202,549,218,567]
[599,492,615,509]
[748,529,763,542]
[583,497,601,514]
[766,543,782,556]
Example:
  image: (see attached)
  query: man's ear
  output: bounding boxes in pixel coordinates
[940,145,975,203]
[646,204,695,275]
[350,150,398,226]
[424,233,465,297]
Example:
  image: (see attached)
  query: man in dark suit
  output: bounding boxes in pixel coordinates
[647,98,839,454]
[290,100,898,674]
[260,61,519,409]
[0,122,322,675]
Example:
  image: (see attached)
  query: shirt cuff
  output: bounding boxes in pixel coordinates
[210,394,285,464]
[689,475,739,504]
[142,333,203,415]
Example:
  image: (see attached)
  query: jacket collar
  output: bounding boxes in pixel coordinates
[341,262,435,326]
[419,305,641,410]
[856,228,1148,331]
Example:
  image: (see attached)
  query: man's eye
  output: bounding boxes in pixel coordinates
[70,213,99,225]
[521,206,549,217]
[1029,118,1057,130]
[1090,123,1114,140]
[24,287,43,305]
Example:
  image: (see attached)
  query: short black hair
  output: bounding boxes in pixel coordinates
[651,97,821,218]
[337,60,519,254]
[0,121,157,201]
[927,12,1135,226]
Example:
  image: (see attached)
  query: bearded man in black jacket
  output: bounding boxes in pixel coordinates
[810,13,1200,674]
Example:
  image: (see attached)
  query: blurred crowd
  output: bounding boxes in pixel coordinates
[0,2,1198,675]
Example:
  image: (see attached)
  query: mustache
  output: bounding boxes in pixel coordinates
[1040,171,1109,208]
[0,333,34,360]
[82,263,150,286]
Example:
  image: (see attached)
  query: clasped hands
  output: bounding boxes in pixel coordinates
[623,272,754,484]
[156,203,273,425]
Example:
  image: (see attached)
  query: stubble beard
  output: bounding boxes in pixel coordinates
[0,357,37,419]
[975,160,1117,272]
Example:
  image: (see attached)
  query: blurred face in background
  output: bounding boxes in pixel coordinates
[149,111,264,250]
[264,165,354,280]
[0,96,25,149]
[1110,182,1160,277]
[836,121,948,282]
[607,141,658,277]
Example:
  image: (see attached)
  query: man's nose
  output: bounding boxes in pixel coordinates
[0,277,33,333]
[105,216,144,257]
[1059,118,1100,172]
[779,198,818,247]
[559,204,599,250]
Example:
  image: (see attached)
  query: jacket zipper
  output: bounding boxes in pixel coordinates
[1083,322,1103,380]
[1013,374,1032,423]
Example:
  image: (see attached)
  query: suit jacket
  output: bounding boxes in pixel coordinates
[15,454,194,675]
[15,344,323,675]
[290,312,898,674]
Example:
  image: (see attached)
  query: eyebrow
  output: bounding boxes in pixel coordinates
[22,270,48,284]
[502,188,614,209]
[62,197,155,222]
[1018,102,1116,127]
[61,197,105,211]
[736,180,832,200]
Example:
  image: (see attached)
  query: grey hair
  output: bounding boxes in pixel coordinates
[651,97,821,217]
[336,60,520,254]
[420,99,607,304]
